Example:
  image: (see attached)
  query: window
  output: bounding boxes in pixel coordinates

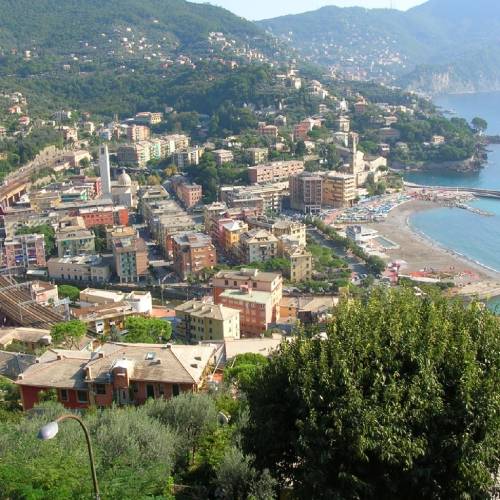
[172,384,180,397]
[60,389,68,401]
[95,384,106,395]
[77,390,89,403]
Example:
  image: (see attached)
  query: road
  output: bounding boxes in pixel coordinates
[307,227,368,276]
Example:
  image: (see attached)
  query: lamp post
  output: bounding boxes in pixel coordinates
[38,414,100,500]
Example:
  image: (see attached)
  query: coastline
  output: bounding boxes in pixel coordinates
[365,200,500,282]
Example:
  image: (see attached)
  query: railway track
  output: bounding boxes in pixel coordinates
[0,276,63,328]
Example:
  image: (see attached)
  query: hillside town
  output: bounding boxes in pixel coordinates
[0,63,491,411]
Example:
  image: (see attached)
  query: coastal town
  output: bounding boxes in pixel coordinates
[0,63,498,412]
[0,0,499,498]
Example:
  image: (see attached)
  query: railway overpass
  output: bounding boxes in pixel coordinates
[0,180,29,209]
[405,182,500,199]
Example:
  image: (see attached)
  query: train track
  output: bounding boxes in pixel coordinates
[0,276,63,328]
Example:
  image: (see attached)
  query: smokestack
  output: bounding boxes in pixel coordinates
[99,144,111,196]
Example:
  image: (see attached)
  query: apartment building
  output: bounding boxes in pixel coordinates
[135,112,163,125]
[172,232,216,280]
[290,172,323,214]
[126,124,151,142]
[284,245,313,283]
[171,177,203,209]
[334,116,350,133]
[156,214,196,257]
[56,228,95,257]
[174,146,204,169]
[247,217,307,247]
[220,182,289,214]
[2,234,46,269]
[258,124,278,139]
[221,220,248,255]
[175,300,240,341]
[218,287,274,337]
[117,143,150,168]
[78,206,129,228]
[322,172,356,208]
[212,149,234,166]
[47,255,111,283]
[247,147,268,165]
[213,268,282,322]
[239,229,278,264]
[248,160,304,184]
[112,236,149,283]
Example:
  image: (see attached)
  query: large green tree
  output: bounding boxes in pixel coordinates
[50,320,86,348]
[243,289,500,498]
[123,316,172,344]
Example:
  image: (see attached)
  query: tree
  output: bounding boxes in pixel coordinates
[92,225,107,253]
[123,316,172,344]
[243,289,500,498]
[215,447,277,500]
[147,174,161,185]
[0,376,21,412]
[57,285,80,302]
[143,393,218,464]
[78,157,90,169]
[50,320,86,348]
[471,117,488,134]
[225,353,269,389]
[0,402,179,499]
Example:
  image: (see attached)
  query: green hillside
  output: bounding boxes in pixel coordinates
[258,0,500,92]
[0,0,272,57]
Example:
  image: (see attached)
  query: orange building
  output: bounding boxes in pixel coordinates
[78,206,129,228]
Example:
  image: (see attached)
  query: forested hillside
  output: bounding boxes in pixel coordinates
[258,0,500,93]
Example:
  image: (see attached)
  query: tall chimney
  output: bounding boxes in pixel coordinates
[99,144,111,196]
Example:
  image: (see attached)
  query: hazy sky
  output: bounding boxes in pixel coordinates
[191,0,426,20]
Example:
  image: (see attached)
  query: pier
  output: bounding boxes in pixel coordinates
[404,182,500,200]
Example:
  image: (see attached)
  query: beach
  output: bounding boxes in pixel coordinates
[366,200,500,282]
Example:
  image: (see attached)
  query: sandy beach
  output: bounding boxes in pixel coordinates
[366,199,500,282]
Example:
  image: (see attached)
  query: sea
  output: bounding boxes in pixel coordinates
[403,91,500,312]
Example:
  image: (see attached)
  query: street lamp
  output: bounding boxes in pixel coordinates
[38,414,100,500]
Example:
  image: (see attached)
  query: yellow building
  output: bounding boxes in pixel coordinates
[175,300,240,341]
[288,246,313,283]
[323,172,356,208]
[222,220,248,254]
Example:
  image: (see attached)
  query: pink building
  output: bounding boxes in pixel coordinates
[172,177,203,208]
[218,286,274,337]
[2,234,46,269]
[213,268,282,323]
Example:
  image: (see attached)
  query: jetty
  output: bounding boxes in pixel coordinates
[455,203,495,217]
[405,182,500,200]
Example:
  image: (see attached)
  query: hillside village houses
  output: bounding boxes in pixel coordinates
[0,67,406,410]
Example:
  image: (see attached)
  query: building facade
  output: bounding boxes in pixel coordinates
[172,232,216,280]
[175,300,240,341]
[290,172,323,214]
